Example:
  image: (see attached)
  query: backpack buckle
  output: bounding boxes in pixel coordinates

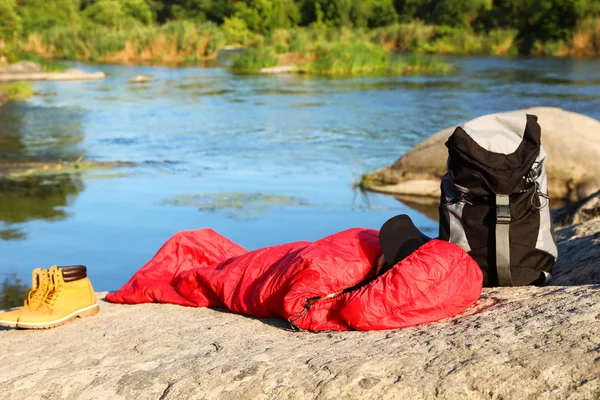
[496,194,511,224]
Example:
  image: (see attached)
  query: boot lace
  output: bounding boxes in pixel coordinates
[26,273,46,307]
[43,278,62,312]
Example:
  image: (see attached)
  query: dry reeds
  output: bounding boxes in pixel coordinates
[19,21,226,64]
[573,17,600,56]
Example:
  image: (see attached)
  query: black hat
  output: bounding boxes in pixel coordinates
[379,215,431,267]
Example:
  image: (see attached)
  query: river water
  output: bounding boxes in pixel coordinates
[1,56,599,291]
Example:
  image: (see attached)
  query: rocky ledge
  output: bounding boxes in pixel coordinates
[0,61,105,82]
[1,194,599,399]
[361,107,600,203]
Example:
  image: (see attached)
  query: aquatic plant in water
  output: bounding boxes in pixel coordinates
[159,192,309,219]
[229,48,278,74]
[0,82,34,101]
[0,158,133,179]
[302,42,451,76]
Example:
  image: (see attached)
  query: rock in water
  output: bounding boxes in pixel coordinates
[363,107,600,202]
[128,75,152,83]
[259,65,298,74]
[0,70,106,82]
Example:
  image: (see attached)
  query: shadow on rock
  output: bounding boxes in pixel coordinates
[551,217,600,286]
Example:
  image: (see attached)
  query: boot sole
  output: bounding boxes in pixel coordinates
[17,303,100,330]
[0,320,17,328]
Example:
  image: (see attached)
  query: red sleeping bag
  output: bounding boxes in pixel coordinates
[106,228,483,331]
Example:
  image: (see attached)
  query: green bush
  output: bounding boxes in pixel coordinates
[158,0,235,24]
[17,0,80,35]
[234,0,301,34]
[122,0,154,25]
[205,25,226,55]
[432,0,492,28]
[230,48,278,74]
[0,0,20,42]
[222,16,252,45]
[83,0,153,29]
[302,41,451,76]
[299,0,399,28]
[304,42,389,75]
[1,82,34,100]
[10,0,600,60]
[398,53,452,73]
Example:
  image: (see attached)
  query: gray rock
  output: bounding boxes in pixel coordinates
[553,190,600,227]
[0,70,106,82]
[363,107,600,202]
[0,61,44,74]
[260,65,298,74]
[128,75,152,83]
[1,216,599,399]
[552,216,600,286]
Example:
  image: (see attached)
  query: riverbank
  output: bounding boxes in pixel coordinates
[1,194,599,399]
[0,61,106,83]
[10,17,600,69]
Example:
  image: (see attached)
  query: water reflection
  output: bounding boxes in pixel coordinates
[0,175,85,240]
[0,102,87,241]
[393,195,440,224]
[0,103,86,161]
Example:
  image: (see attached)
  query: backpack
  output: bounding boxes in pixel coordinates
[439,112,557,287]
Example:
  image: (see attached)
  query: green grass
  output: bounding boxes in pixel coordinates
[0,82,34,101]
[355,171,385,190]
[229,48,278,74]
[303,42,388,76]
[19,21,227,64]
[371,23,519,56]
[392,53,453,74]
[13,19,598,65]
[302,42,451,76]
[7,50,68,72]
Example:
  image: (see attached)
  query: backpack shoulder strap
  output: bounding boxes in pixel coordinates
[496,194,513,286]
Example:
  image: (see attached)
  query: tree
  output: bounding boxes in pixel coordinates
[83,0,153,27]
[393,0,437,23]
[0,0,20,42]
[18,0,81,35]
[482,0,594,53]
[154,0,236,24]
[432,0,492,28]
[365,0,399,28]
[300,0,398,28]
[234,0,300,34]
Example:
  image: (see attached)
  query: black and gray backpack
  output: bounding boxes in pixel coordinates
[439,112,557,287]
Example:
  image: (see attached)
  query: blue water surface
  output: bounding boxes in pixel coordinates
[1,56,599,290]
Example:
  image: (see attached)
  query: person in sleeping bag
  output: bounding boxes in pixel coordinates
[106,214,483,331]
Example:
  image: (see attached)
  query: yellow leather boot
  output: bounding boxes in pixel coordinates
[17,265,99,329]
[0,267,52,328]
